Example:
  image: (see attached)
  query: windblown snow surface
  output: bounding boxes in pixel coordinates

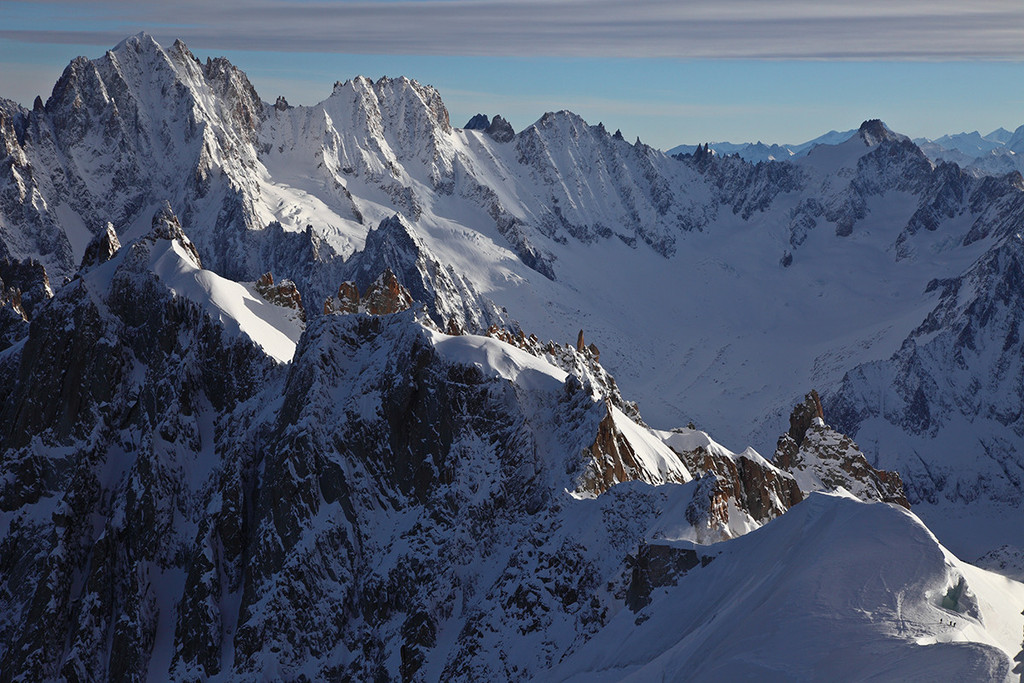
[553,493,1024,683]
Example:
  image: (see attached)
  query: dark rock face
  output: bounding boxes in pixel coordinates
[485,114,515,143]
[625,543,709,613]
[781,389,824,459]
[0,228,276,681]
[0,288,27,350]
[0,257,52,318]
[1,259,711,680]
[464,113,490,130]
[80,222,121,270]
[219,311,686,680]
[340,214,506,331]
[858,118,900,146]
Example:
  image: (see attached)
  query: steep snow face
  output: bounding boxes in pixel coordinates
[551,492,1024,683]
[147,239,303,363]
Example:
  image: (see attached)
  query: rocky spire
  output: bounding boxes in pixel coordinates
[858,119,901,146]
[786,390,824,449]
[323,271,412,316]
[324,281,360,315]
[485,114,515,143]
[774,390,909,508]
[150,202,202,268]
[446,317,463,335]
[363,268,413,315]
[80,223,121,270]
[464,113,490,130]
[254,272,305,321]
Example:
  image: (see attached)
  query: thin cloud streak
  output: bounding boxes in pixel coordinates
[3,0,1024,60]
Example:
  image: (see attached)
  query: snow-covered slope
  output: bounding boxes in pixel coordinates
[3,201,1017,679]
[552,492,1024,682]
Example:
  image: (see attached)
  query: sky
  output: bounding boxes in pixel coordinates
[2,1,1024,150]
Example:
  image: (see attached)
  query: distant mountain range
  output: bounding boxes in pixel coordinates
[670,125,1024,177]
[666,128,857,162]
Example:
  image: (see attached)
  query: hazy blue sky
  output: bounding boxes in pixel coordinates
[3,1,1024,150]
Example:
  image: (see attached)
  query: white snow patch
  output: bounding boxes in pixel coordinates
[149,240,304,362]
[53,203,93,264]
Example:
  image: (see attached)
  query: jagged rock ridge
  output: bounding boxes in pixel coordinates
[0,203,967,681]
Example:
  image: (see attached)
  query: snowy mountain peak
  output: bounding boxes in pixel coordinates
[485,114,515,142]
[111,30,163,54]
[328,73,452,135]
[857,118,906,147]
[6,33,1024,679]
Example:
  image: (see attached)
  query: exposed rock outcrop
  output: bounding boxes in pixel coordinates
[324,280,360,315]
[362,268,413,315]
[323,268,412,316]
[485,114,515,143]
[661,426,803,542]
[80,222,121,270]
[254,272,305,320]
[775,392,909,508]
[0,257,52,319]
[625,542,711,613]
[577,401,688,496]
[464,113,489,130]
[339,214,506,332]
[0,283,28,350]
[675,444,803,525]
